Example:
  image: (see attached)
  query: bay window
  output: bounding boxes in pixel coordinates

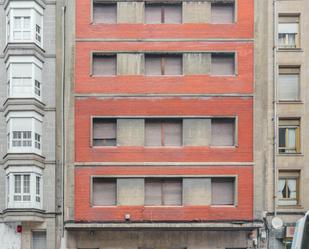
[6,1,43,46]
[6,56,43,99]
[7,111,43,154]
[6,166,43,209]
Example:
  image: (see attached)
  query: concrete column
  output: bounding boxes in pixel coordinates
[117,178,145,205]
[183,2,211,23]
[183,178,211,205]
[117,2,144,23]
[117,53,144,75]
[183,119,211,146]
[183,53,211,75]
[117,119,145,146]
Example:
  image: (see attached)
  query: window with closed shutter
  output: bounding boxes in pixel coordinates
[278,67,300,101]
[145,54,183,75]
[211,53,235,75]
[145,119,182,146]
[211,2,235,24]
[92,54,117,76]
[211,178,235,205]
[145,178,182,206]
[145,4,182,24]
[92,118,117,146]
[211,118,235,146]
[92,178,117,206]
[32,231,46,249]
[93,2,117,24]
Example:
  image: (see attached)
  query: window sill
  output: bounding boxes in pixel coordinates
[277,100,303,104]
[277,48,303,52]
[277,205,303,210]
[277,153,303,157]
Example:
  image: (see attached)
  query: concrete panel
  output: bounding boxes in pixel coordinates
[117,178,144,206]
[183,178,211,205]
[183,53,211,75]
[183,119,211,146]
[117,2,144,24]
[183,2,211,23]
[117,119,145,146]
[117,53,144,75]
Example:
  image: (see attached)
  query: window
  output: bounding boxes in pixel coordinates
[145,4,182,24]
[145,119,182,146]
[6,2,43,46]
[7,112,43,154]
[145,178,182,206]
[145,54,183,75]
[6,166,42,209]
[278,171,300,206]
[211,53,235,75]
[211,2,235,24]
[278,67,300,101]
[278,16,300,49]
[6,56,43,99]
[93,2,117,24]
[92,54,117,76]
[278,119,300,154]
[92,118,117,146]
[211,178,235,205]
[13,16,31,40]
[211,118,235,146]
[92,178,116,206]
[32,231,46,249]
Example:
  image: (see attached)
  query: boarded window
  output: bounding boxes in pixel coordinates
[211,2,235,24]
[92,178,117,206]
[145,54,182,75]
[145,119,182,146]
[145,178,182,206]
[278,67,300,101]
[145,4,182,24]
[211,178,235,205]
[93,2,117,24]
[278,119,300,154]
[211,118,235,146]
[211,53,235,75]
[92,54,116,76]
[32,231,46,249]
[93,118,117,146]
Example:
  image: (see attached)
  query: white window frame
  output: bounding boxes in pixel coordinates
[6,111,43,155]
[6,166,43,209]
[6,56,43,100]
[6,1,43,47]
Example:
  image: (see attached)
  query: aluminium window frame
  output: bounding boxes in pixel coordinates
[6,166,43,210]
[278,14,300,49]
[278,118,301,154]
[5,1,44,47]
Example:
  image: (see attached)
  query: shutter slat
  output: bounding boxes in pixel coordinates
[145,179,162,205]
[145,55,162,75]
[211,4,234,24]
[93,55,116,76]
[164,120,182,146]
[211,54,235,75]
[211,178,235,205]
[145,5,162,24]
[93,119,116,139]
[164,5,182,24]
[163,179,182,205]
[93,178,116,206]
[164,55,182,75]
[145,120,162,146]
[211,118,235,146]
[93,3,117,24]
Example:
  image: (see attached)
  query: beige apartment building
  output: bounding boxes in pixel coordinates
[256,0,309,248]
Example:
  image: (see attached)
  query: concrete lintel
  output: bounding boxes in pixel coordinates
[64,222,264,230]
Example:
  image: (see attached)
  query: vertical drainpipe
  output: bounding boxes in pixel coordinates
[273,0,278,218]
[61,2,66,245]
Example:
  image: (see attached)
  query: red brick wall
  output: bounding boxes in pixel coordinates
[75,166,253,221]
[75,42,253,94]
[76,0,254,39]
[75,97,253,162]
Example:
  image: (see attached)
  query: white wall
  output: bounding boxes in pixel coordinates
[0,222,21,249]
